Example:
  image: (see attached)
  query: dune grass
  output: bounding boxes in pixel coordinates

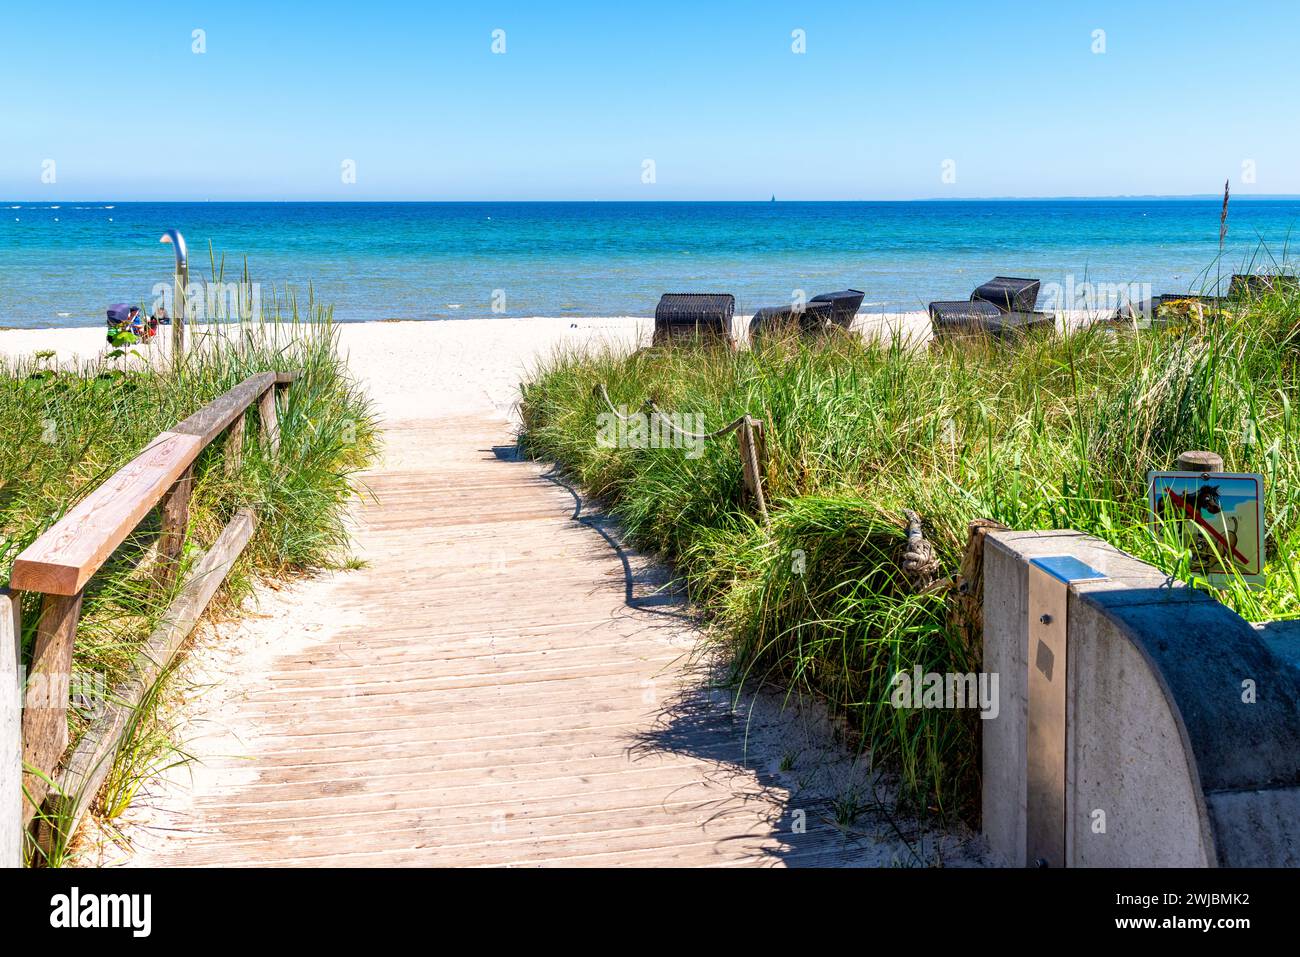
[1,296,377,864]
[518,286,1300,821]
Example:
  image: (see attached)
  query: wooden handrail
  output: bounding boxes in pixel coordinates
[4,370,299,848]
[10,372,295,596]
[10,432,205,596]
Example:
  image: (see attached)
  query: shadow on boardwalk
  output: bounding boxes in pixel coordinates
[514,443,988,868]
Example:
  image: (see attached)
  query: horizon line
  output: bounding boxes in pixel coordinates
[4,194,1300,204]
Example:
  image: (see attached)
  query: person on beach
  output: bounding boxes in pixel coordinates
[125,306,147,337]
[105,303,152,342]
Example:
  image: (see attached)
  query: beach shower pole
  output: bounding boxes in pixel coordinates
[160,229,188,361]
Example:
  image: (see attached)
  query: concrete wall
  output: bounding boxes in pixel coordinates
[983,531,1300,867]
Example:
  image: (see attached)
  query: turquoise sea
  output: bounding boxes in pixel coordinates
[1,200,1298,329]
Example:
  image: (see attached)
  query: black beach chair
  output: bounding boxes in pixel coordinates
[748,301,835,341]
[930,275,1053,340]
[653,293,736,347]
[971,277,1041,313]
[809,289,865,329]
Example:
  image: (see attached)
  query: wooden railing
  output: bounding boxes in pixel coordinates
[1,370,297,863]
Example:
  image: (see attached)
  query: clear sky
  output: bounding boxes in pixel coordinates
[2,0,1297,201]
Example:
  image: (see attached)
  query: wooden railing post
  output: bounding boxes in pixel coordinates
[21,590,84,829]
[1,590,21,867]
[224,411,246,477]
[154,465,195,589]
[258,386,280,456]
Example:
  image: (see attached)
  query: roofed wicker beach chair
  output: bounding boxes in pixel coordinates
[748,301,835,341]
[1229,273,1300,299]
[809,289,865,329]
[652,293,736,347]
[930,275,1053,340]
[971,276,1041,313]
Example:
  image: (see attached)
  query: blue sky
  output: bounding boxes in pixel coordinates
[1,0,1297,200]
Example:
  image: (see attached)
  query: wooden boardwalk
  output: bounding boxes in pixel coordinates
[125,414,882,867]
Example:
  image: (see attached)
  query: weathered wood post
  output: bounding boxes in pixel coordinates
[1175,450,1224,474]
[154,466,195,588]
[1,590,21,866]
[21,591,84,828]
[224,412,247,477]
[258,385,280,456]
[737,416,769,525]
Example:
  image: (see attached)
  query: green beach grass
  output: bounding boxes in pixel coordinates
[518,285,1300,821]
[0,296,377,864]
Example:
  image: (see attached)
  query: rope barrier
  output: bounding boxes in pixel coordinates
[593,385,942,576]
[595,383,749,440]
[595,383,769,524]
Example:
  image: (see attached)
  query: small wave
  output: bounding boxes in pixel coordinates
[56,312,70,317]
[446,303,462,309]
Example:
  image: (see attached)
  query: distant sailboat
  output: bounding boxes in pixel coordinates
[770,194,776,202]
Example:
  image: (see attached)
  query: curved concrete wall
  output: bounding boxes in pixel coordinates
[983,530,1300,867]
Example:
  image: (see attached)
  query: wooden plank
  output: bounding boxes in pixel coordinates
[0,590,21,867]
[20,590,83,829]
[10,432,204,595]
[171,372,275,445]
[258,386,279,456]
[153,465,194,589]
[43,509,257,853]
[274,371,299,386]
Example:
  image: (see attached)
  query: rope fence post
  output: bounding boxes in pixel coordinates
[596,383,771,526]
[738,416,769,526]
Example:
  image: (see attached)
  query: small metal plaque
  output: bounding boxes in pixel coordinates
[1030,555,1108,584]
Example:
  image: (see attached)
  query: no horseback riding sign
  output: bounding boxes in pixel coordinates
[1148,470,1265,587]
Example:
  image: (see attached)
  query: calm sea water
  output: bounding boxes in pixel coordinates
[2,201,1298,328]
